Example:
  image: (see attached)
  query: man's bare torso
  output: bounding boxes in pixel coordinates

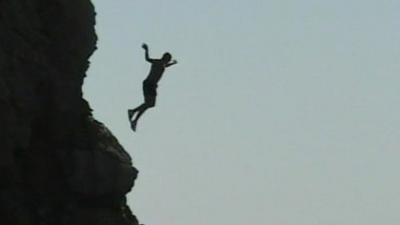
[145,60,165,84]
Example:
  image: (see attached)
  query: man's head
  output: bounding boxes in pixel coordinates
[162,52,172,63]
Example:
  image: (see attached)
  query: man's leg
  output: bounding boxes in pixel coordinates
[131,105,149,131]
[128,105,141,121]
[131,96,155,131]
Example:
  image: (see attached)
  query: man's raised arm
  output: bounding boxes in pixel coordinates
[142,43,155,63]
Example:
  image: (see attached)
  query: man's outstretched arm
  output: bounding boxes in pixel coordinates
[142,43,155,63]
[166,60,178,67]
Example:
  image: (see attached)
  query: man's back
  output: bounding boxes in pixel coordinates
[145,60,165,84]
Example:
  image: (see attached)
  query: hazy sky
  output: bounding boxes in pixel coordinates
[84,1,400,225]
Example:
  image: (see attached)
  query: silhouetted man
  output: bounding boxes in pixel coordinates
[128,43,178,131]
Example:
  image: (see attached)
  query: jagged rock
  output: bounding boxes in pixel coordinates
[0,1,139,224]
[67,118,138,196]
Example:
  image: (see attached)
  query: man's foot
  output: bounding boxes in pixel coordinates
[130,120,137,132]
[128,109,134,121]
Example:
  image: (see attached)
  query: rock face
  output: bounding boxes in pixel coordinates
[0,1,139,224]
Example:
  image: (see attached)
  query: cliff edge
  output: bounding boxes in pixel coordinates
[0,1,139,224]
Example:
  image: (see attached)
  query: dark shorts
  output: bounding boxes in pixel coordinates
[143,81,157,105]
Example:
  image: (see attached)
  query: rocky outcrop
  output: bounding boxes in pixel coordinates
[0,1,139,224]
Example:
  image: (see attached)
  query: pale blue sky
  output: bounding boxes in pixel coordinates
[84,1,400,225]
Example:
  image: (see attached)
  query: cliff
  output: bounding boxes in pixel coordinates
[0,1,139,224]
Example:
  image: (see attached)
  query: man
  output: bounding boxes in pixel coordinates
[128,43,178,131]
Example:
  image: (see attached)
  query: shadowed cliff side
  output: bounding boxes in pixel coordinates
[0,1,139,224]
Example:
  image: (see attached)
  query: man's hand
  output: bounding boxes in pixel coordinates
[171,60,178,64]
[142,43,148,50]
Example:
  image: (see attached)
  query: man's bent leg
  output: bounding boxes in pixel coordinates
[128,102,147,121]
[131,100,155,131]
